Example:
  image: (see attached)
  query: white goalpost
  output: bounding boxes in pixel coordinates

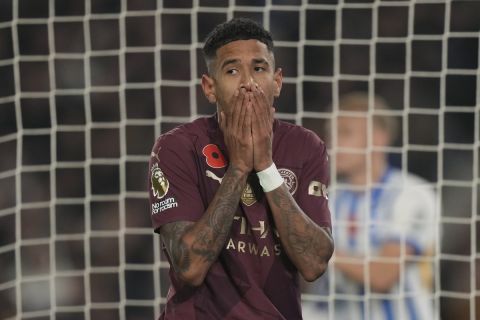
[0,0,478,319]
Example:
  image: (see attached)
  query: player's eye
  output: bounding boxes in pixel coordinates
[226,69,238,75]
[254,66,265,72]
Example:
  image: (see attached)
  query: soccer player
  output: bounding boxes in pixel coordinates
[148,18,333,319]
[303,92,437,320]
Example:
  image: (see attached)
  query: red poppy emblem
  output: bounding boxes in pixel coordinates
[202,144,227,168]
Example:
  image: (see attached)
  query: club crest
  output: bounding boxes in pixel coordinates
[205,170,259,206]
[150,164,169,200]
[279,168,298,195]
[241,183,257,206]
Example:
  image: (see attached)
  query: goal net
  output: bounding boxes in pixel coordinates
[0,0,478,319]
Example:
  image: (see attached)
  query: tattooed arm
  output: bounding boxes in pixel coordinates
[250,84,333,282]
[159,165,248,286]
[159,88,254,286]
[265,185,333,282]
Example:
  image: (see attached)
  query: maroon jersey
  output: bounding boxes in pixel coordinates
[148,115,331,320]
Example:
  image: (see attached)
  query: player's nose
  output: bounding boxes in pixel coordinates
[240,76,255,92]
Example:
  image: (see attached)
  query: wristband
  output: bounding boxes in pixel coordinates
[256,163,284,192]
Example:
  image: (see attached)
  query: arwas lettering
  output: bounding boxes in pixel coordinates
[225,216,283,257]
[225,239,282,257]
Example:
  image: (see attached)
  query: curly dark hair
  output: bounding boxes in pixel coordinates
[202,18,274,67]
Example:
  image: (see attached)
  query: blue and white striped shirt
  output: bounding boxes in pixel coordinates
[304,167,437,320]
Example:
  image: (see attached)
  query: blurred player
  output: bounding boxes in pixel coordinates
[303,92,437,320]
[148,18,333,319]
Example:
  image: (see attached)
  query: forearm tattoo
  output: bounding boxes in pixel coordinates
[160,221,193,273]
[190,166,246,262]
[160,166,246,273]
[269,185,333,269]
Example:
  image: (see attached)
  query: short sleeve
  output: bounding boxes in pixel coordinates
[295,132,332,229]
[148,134,205,232]
[379,182,437,255]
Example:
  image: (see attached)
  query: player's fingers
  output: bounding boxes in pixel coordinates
[252,85,270,130]
[238,92,249,134]
[238,89,249,132]
[251,94,262,135]
[226,89,240,133]
[229,88,240,110]
[244,99,253,138]
[232,88,245,133]
[259,86,272,123]
[261,89,274,128]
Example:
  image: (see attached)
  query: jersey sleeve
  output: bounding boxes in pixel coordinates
[295,131,332,229]
[379,182,437,255]
[148,134,205,232]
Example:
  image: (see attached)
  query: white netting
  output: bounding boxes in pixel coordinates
[0,0,478,319]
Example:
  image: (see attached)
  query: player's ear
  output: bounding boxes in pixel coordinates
[273,68,283,98]
[201,74,216,104]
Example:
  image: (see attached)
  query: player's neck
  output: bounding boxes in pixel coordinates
[349,155,388,186]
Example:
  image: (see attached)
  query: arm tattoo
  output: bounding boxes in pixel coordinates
[160,221,194,273]
[190,167,246,262]
[160,166,247,275]
[269,186,333,270]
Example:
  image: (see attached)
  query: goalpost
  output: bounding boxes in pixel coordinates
[0,0,478,319]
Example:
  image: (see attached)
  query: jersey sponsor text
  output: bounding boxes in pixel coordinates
[225,239,282,257]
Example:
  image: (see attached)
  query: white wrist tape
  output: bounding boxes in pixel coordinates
[256,163,284,192]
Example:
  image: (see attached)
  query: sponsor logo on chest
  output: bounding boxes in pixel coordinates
[226,215,282,257]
